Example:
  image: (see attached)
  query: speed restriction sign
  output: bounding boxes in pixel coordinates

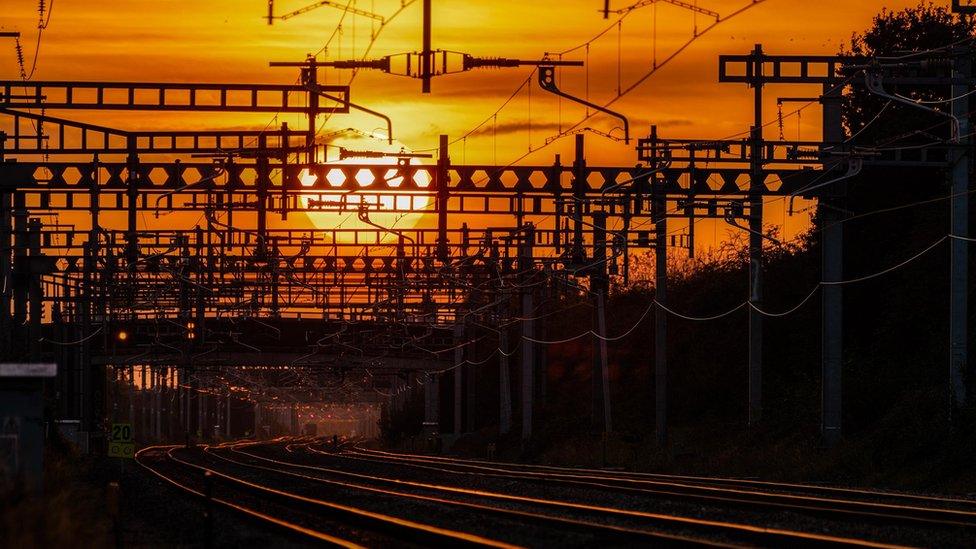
[108,423,134,459]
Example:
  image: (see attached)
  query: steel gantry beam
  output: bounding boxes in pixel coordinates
[0,81,350,113]
[0,108,307,156]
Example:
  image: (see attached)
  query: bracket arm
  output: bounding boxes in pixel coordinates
[538,66,629,143]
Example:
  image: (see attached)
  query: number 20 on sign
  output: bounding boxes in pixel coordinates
[109,423,134,459]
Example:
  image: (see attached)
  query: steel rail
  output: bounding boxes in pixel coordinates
[224,441,902,548]
[340,446,976,529]
[133,445,364,548]
[356,447,976,510]
[200,443,727,547]
[354,447,976,508]
[159,445,517,548]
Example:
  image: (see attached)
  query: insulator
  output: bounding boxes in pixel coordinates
[14,39,27,80]
[793,147,820,160]
[777,102,786,141]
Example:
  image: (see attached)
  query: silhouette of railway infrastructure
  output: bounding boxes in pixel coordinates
[0,1,971,453]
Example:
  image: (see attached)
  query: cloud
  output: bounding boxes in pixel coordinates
[464,121,566,137]
[633,118,695,129]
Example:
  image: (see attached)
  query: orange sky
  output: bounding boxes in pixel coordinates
[1,1,931,158]
[0,1,936,245]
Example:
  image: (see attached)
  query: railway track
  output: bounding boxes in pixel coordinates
[135,445,520,548]
[212,440,909,547]
[354,447,976,510]
[332,445,976,530]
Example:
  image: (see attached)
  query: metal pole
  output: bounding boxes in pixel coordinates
[572,135,586,264]
[652,125,668,446]
[436,135,450,262]
[186,373,193,441]
[156,369,162,441]
[821,82,845,446]
[12,195,26,333]
[498,296,512,435]
[591,212,612,434]
[521,292,535,441]
[290,403,298,436]
[453,323,463,436]
[125,137,139,270]
[520,225,536,441]
[949,53,971,412]
[147,369,154,441]
[253,402,261,440]
[226,392,232,439]
[0,189,10,359]
[466,344,477,432]
[748,44,765,426]
[198,383,206,440]
[130,369,137,429]
[180,374,186,440]
[421,0,432,93]
[196,226,206,344]
[538,275,549,407]
[423,373,440,439]
[552,155,563,256]
[596,290,612,433]
[141,366,148,441]
[27,218,42,361]
[305,58,318,164]
[79,247,92,435]
[203,471,214,549]
[85,158,101,437]
[256,134,269,258]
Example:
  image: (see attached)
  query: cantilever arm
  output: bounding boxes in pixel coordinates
[538,65,630,144]
[864,70,960,141]
[312,86,394,145]
[724,210,782,246]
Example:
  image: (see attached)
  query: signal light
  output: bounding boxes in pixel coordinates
[116,330,129,342]
[186,321,196,340]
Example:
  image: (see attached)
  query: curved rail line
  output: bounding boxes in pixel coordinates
[354,446,976,509]
[203,443,736,547]
[136,444,518,548]
[222,440,904,548]
[333,445,976,529]
[135,445,364,548]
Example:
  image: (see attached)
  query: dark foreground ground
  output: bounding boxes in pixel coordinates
[0,444,300,548]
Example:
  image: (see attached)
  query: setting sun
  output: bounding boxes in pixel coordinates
[296,135,433,239]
